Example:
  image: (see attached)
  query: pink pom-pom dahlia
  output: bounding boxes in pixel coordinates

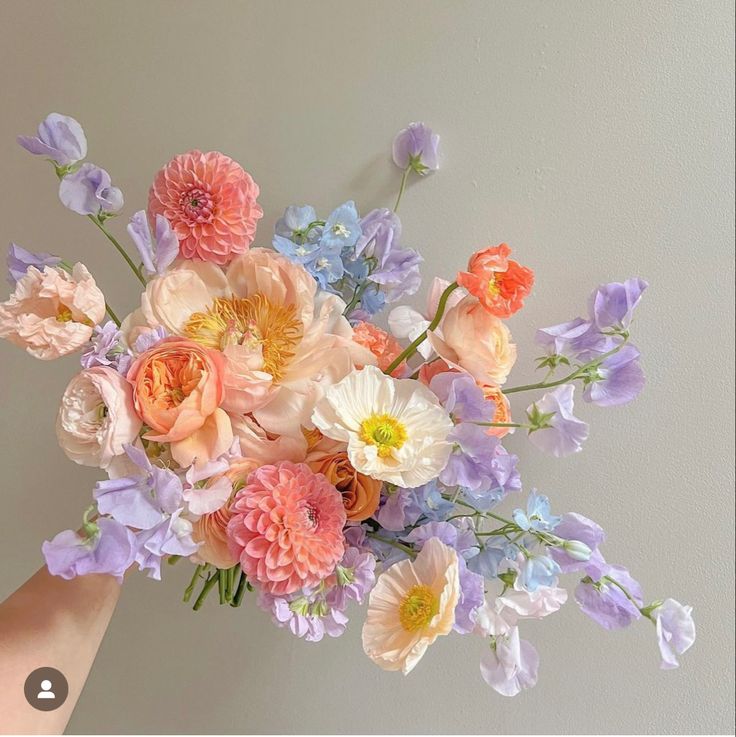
[227,462,346,595]
[148,150,263,265]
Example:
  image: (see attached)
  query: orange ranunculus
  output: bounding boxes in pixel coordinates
[304,428,381,522]
[352,321,407,377]
[481,384,513,439]
[127,337,232,467]
[192,458,257,569]
[456,244,534,318]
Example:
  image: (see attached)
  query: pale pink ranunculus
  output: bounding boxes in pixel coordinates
[126,337,232,468]
[428,295,517,386]
[130,249,375,436]
[147,150,263,265]
[0,264,105,360]
[56,366,142,471]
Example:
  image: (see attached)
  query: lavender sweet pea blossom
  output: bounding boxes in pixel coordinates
[575,564,643,630]
[59,163,124,216]
[430,371,496,423]
[354,208,402,265]
[549,512,605,573]
[81,321,132,374]
[6,243,61,285]
[479,627,539,697]
[392,122,440,173]
[135,509,199,580]
[527,384,589,458]
[653,598,696,670]
[327,547,377,609]
[583,343,645,406]
[536,317,614,360]
[17,113,87,166]
[369,246,423,302]
[42,517,136,583]
[127,211,179,277]
[460,441,522,511]
[588,278,648,330]
[441,423,507,493]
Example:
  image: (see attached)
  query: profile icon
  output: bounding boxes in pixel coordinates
[37,679,55,700]
[24,667,68,711]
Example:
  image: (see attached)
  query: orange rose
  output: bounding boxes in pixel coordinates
[127,337,232,467]
[192,458,256,569]
[481,384,513,439]
[304,429,381,522]
[457,243,534,318]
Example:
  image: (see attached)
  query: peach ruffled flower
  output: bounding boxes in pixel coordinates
[0,264,105,360]
[192,457,258,569]
[482,384,513,439]
[417,359,457,387]
[304,428,382,522]
[126,337,232,468]
[127,249,374,437]
[352,321,407,377]
[456,244,534,318]
[429,295,517,386]
[147,150,263,265]
[362,537,460,674]
[227,461,346,595]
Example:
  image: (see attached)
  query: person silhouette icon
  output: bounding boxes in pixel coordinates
[36,679,55,700]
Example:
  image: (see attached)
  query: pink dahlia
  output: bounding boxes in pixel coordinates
[147,150,263,265]
[227,462,347,595]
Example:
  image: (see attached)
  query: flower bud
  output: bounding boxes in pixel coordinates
[562,539,592,561]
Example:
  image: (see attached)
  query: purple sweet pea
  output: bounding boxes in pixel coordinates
[368,246,423,302]
[588,278,648,330]
[480,626,539,697]
[135,510,198,580]
[536,317,615,360]
[327,547,377,609]
[575,564,643,630]
[392,122,440,173]
[42,517,136,583]
[441,423,507,493]
[527,384,589,458]
[127,211,179,276]
[81,321,132,374]
[17,113,87,166]
[461,440,522,511]
[6,242,62,285]
[582,343,645,406]
[430,371,496,423]
[549,512,605,573]
[653,598,696,670]
[354,208,402,266]
[59,163,123,216]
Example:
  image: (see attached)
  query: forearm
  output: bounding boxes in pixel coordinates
[0,567,121,735]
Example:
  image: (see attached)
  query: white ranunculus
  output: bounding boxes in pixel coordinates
[56,366,142,470]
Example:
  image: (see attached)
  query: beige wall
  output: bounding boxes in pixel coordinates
[0,1,733,733]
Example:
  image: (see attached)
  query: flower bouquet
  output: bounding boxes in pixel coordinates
[0,115,695,694]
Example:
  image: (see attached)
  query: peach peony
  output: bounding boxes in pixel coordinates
[227,461,346,595]
[482,384,513,438]
[429,296,517,386]
[126,337,232,468]
[362,537,460,674]
[147,150,263,265]
[128,249,374,436]
[56,366,142,472]
[352,321,407,377]
[192,457,257,569]
[0,264,105,360]
[304,428,382,522]
[456,243,534,318]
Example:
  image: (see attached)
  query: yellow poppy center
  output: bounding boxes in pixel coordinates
[487,274,501,297]
[56,306,73,322]
[399,584,439,632]
[359,413,407,458]
[183,295,302,382]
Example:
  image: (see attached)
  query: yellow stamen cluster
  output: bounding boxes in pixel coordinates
[359,413,408,458]
[56,306,74,322]
[399,584,439,632]
[184,295,302,382]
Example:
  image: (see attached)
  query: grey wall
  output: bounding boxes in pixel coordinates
[0,1,733,734]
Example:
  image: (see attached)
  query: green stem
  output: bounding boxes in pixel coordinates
[105,302,121,327]
[183,564,204,603]
[230,570,247,607]
[393,165,412,212]
[343,280,370,316]
[87,215,146,286]
[367,533,417,558]
[475,422,526,429]
[193,571,219,611]
[385,282,460,374]
[604,575,651,620]
[502,341,627,395]
[218,569,226,605]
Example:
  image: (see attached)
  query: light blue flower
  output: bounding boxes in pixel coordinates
[512,490,561,532]
[275,205,320,241]
[320,201,361,250]
[517,553,561,592]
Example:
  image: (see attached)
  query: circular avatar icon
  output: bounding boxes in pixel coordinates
[23,667,69,711]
